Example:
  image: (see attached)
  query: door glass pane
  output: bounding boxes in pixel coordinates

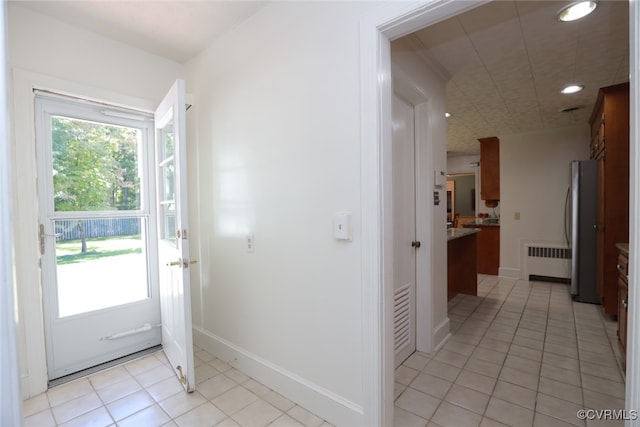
[52,116,142,212]
[54,217,149,317]
[160,201,176,243]
[158,114,177,245]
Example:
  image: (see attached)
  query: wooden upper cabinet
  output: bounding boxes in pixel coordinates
[479,137,500,202]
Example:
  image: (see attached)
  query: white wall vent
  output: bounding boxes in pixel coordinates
[393,284,411,355]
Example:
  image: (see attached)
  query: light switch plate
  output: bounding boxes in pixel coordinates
[334,212,352,241]
[246,234,255,252]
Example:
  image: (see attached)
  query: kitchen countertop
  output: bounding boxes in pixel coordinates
[616,243,629,256]
[462,222,500,227]
[447,227,480,241]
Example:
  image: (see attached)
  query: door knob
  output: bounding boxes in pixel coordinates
[166,259,198,267]
[411,241,421,248]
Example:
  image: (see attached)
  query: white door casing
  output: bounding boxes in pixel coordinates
[392,94,417,368]
[155,79,196,392]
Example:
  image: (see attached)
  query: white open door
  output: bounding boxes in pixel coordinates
[155,79,195,392]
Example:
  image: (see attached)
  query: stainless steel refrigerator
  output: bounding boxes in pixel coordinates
[567,160,599,303]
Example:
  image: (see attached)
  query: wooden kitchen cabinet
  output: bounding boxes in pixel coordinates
[479,137,500,203]
[590,82,629,317]
[590,111,605,159]
[616,245,628,371]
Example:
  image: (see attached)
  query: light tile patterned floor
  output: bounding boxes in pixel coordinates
[23,274,627,427]
[23,347,335,427]
[394,275,627,427]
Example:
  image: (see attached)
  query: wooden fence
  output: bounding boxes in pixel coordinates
[55,218,140,241]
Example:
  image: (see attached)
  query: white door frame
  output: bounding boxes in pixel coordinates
[626,0,640,417]
[360,3,487,424]
[361,0,640,425]
[0,2,23,423]
[11,69,157,398]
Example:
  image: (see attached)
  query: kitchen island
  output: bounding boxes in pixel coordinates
[447,228,480,300]
[462,222,500,275]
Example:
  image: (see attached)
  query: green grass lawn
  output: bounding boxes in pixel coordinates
[56,235,143,265]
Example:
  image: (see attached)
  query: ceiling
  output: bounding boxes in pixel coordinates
[11,0,267,63]
[397,0,629,156]
[11,1,629,156]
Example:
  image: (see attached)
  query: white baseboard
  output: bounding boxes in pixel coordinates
[192,326,364,427]
[499,267,520,279]
[433,317,450,353]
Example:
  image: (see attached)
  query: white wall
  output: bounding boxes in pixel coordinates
[8,6,183,104]
[499,125,590,278]
[8,4,184,398]
[446,127,589,278]
[184,2,373,424]
[447,154,480,175]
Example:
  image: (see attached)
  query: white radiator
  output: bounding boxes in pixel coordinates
[524,243,571,281]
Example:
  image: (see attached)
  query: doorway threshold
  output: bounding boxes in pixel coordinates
[48,345,162,389]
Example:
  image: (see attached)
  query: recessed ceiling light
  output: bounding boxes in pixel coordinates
[558,1,597,22]
[445,112,452,118]
[561,85,584,94]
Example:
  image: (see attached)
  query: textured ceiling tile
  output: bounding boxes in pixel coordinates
[413,18,468,50]
[395,0,628,156]
[456,1,519,34]
[428,40,481,75]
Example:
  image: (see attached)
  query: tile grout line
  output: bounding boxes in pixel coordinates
[522,277,551,427]
[396,277,625,427]
[573,297,589,427]
[475,275,517,426]
[399,275,494,423]
[430,275,519,425]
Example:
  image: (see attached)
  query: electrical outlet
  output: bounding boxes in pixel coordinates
[514,212,521,220]
[246,234,254,253]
